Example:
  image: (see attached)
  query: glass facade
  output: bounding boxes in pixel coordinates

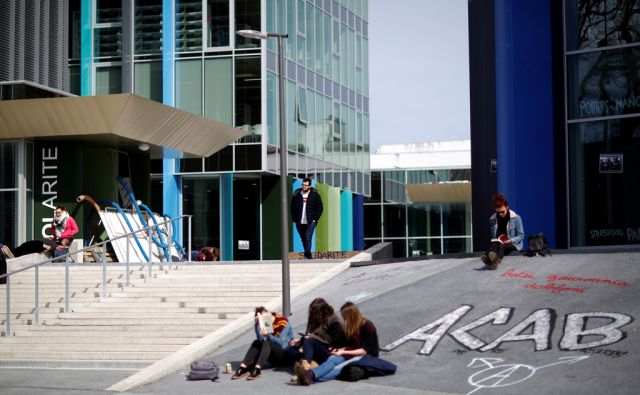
[566,1,640,247]
[364,170,473,258]
[64,1,370,258]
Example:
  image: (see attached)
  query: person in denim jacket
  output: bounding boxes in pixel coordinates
[481,193,525,270]
[231,306,295,380]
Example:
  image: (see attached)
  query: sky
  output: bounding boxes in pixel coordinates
[368,0,470,153]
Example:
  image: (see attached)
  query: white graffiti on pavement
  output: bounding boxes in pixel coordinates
[466,356,589,394]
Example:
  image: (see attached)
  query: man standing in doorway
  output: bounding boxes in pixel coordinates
[291,178,323,259]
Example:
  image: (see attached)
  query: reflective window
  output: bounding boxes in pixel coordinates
[0,143,18,189]
[566,0,640,51]
[182,178,220,250]
[235,57,261,142]
[134,61,162,102]
[567,47,640,120]
[95,66,122,94]
[235,144,262,171]
[135,0,163,54]
[94,26,122,57]
[205,146,233,171]
[175,59,202,115]
[69,1,81,59]
[205,58,233,125]
[96,0,121,23]
[176,0,202,51]
[207,0,230,47]
[569,117,640,247]
[383,204,406,237]
[235,0,260,48]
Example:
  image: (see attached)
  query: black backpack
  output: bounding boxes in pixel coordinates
[525,233,551,257]
[186,359,219,381]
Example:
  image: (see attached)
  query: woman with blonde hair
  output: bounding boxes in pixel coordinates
[295,301,379,385]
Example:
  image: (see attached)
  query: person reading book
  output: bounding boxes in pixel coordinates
[231,306,294,381]
[481,193,524,270]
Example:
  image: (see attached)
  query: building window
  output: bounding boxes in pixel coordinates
[175,59,202,115]
[235,56,261,142]
[134,61,162,102]
[176,0,203,51]
[569,117,640,247]
[207,0,231,48]
[135,0,163,54]
[95,65,122,94]
[565,0,640,51]
[205,57,233,125]
[94,0,122,58]
[235,0,261,49]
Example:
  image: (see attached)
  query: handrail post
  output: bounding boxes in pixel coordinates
[101,241,107,298]
[64,257,69,313]
[34,266,39,325]
[125,235,130,287]
[4,276,10,336]
[187,215,192,262]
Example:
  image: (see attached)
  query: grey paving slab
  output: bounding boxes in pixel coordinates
[1,252,639,395]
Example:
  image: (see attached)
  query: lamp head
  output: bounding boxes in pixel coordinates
[236,30,267,40]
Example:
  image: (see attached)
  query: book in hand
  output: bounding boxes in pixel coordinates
[491,234,510,244]
[258,313,275,333]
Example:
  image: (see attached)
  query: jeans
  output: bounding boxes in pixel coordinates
[489,241,517,259]
[311,355,363,382]
[302,337,330,364]
[296,221,317,259]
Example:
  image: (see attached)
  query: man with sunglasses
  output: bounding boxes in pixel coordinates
[481,192,525,269]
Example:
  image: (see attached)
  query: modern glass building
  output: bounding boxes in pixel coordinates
[468,0,640,250]
[365,141,472,258]
[1,0,370,260]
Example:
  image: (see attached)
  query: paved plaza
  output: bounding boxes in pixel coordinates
[1,251,639,394]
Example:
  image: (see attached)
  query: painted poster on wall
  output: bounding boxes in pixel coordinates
[599,153,623,173]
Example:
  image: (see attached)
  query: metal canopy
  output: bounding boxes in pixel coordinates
[405,182,472,204]
[0,93,246,157]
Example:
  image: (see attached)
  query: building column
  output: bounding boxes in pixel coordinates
[340,190,353,251]
[80,0,92,96]
[220,173,234,261]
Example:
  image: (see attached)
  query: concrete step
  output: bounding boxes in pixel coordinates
[0,351,171,360]
[0,336,200,344]
[0,343,185,352]
[0,261,344,366]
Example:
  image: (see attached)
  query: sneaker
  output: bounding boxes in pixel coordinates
[488,252,500,270]
[231,366,249,380]
[247,367,261,380]
[1,244,14,259]
[295,362,313,386]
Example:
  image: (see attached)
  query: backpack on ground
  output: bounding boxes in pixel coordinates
[186,358,219,381]
[525,233,551,257]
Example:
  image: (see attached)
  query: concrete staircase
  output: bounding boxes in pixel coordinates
[0,262,338,368]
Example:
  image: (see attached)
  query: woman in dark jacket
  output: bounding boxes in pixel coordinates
[292,298,345,369]
[295,301,379,385]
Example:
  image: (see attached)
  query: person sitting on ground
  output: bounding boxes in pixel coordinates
[293,298,346,373]
[295,302,379,385]
[231,306,294,380]
[3,206,78,259]
[481,193,524,270]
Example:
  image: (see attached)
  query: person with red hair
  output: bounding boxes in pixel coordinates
[481,193,525,269]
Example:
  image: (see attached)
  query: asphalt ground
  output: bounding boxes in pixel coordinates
[1,251,639,395]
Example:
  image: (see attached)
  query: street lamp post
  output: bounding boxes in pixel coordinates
[237,30,291,316]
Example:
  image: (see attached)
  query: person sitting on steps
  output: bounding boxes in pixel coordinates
[2,206,78,259]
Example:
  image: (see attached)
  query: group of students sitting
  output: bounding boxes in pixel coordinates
[231,298,395,385]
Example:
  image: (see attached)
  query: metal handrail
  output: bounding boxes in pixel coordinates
[0,214,192,337]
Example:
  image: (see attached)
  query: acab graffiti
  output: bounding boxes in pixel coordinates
[381,305,633,355]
